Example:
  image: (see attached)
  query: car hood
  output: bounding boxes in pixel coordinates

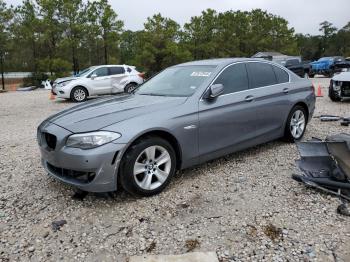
[332,72,350,81]
[46,94,187,133]
[54,76,77,84]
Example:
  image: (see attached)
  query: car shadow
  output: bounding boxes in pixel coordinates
[61,139,287,203]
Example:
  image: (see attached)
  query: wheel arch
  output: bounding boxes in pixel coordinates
[293,101,309,122]
[119,129,183,171]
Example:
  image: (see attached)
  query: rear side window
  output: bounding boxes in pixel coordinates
[247,62,277,88]
[213,63,249,94]
[273,66,289,83]
[109,67,125,75]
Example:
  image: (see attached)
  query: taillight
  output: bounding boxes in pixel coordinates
[138,72,145,79]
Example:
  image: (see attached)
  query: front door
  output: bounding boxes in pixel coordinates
[87,67,111,95]
[198,63,258,162]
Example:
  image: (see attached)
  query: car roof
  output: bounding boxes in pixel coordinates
[176,58,267,67]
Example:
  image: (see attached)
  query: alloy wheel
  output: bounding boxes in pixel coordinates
[133,145,171,191]
[74,89,86,101]
[290,109,305,139]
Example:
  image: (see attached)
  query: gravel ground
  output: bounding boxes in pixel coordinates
[1,77,350,262]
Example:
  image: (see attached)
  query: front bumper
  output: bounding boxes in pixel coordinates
[52,86,70,99]
[38,123,126,192]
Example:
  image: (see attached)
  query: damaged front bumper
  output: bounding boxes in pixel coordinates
[293,133,350,200]
[330,80,350,99]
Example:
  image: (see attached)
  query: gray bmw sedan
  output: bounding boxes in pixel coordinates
[37,58,315,196]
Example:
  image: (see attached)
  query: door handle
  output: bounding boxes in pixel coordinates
[244,95,255,102]
[283,88,289,94]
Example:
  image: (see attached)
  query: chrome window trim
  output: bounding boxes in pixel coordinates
[200,60,291,101]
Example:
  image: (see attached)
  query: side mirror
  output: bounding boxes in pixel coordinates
[208,84,224,99]
[90,73,97,80]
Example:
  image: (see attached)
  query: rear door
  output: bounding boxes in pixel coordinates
[246,62,292,140]
[87,67,111,95]
[198,63,259,161]
[109,66,127,93]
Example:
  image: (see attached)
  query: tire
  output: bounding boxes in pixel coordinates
[308,73,315,78]
[70,86,88,102]
[124,83,138,93]
[329,87,341,102]
[284,105,307,142]
[119,136,176,197]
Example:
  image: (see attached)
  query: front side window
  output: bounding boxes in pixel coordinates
[90,67,108,77]
[109,67,125,75]
[136,65,216,97]
[213,63,249,94]
[247,62,277,88]
[273,66,289,83]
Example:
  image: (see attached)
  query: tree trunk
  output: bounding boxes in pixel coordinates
[103,31,108,64]
[0,52,5,90]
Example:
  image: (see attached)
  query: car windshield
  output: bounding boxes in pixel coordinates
[274,59,286,65]
[136,65,216,97]
[318,57,333,62]
[76,67,95,77]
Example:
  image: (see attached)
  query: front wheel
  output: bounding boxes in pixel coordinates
[284,106,307,142]
[70,86,88,102]
[119,137,176,197]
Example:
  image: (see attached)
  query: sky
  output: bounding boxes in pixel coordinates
[5,0,350,35]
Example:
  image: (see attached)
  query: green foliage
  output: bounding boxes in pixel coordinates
[132,14,192,76]
[183,9,298,59]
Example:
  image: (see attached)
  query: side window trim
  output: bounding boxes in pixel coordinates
[200,61,291,101]
[213,63,249,95]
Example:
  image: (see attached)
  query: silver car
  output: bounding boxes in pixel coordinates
[52,65,144,102]
[37,58,315,196]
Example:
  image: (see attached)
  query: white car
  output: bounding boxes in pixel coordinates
[329,69,350,102]
[52,65,145,102]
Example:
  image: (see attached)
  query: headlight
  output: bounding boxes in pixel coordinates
[66,131,121,149]
[57,81,71,88]
[333,85,341,91]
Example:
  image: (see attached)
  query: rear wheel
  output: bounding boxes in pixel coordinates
[284,106,307,142]
[70,86,88,102]
[124,83,138,93]
[119,137,176,197]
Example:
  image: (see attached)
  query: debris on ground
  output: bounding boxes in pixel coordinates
[316,115,350,126]
[16,86,37,91]
[337,203,350,216]
[146,241,156,253]
[293,133,350,201]
[263,224,282,241]
[185,239,200,252]
[51,219,67,232]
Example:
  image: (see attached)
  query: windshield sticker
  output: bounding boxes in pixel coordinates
[190,86,197,89]
[191,72,212,77]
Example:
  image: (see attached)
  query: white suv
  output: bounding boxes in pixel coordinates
[52,65,144,102]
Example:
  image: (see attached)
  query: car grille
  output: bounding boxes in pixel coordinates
[341,82,350,96]
[47,162,96,184]
[44,133,57,150]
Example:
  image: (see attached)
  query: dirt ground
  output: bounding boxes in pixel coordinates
[0,77,350,261]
